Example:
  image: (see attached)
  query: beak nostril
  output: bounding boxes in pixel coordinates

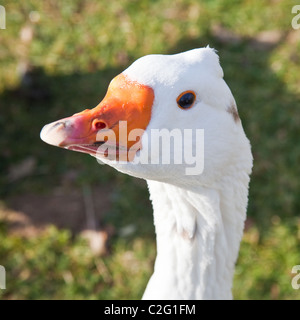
[93,120,107,131]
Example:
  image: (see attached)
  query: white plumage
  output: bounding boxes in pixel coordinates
[41,47,253,299]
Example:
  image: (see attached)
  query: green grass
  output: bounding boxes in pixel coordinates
[0,0,300,299]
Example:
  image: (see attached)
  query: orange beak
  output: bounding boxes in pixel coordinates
[40,74,154,161]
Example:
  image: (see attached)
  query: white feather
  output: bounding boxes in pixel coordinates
[102,48,253,299]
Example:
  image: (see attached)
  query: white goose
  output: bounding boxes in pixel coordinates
[40,47,252,300]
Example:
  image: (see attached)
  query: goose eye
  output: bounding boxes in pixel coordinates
[177,91,196,109]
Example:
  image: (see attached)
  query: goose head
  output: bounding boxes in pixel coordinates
[41,48,252,188]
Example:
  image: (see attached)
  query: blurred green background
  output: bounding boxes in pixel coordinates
[0,0,299,300]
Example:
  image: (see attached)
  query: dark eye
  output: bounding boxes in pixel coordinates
[177,91,196,109]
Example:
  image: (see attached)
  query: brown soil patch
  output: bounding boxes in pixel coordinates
[2,186,112,237]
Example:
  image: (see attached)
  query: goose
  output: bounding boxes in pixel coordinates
[40,47,253,300]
